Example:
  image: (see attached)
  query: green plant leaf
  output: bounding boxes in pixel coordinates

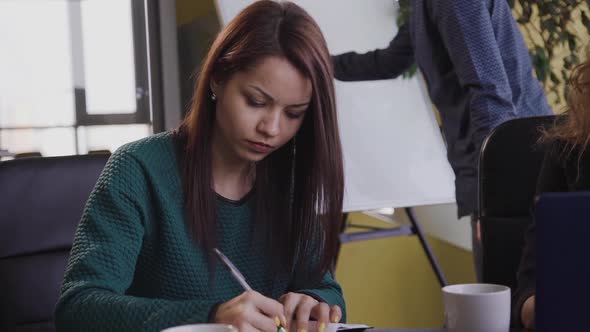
[564,55,575,70]
[565,0,577,6]
[520,2,532,23]
[402,63,417,79]
[531,48,549,83]
[562,69,570,82]
[568,36,577,52]
[582,11,590,34]
[396,0,410,27]
[508,0,515,9]
[550,72,560,84]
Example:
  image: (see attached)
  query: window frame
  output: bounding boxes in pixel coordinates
[0,0,161,154]
[71,0,152,126]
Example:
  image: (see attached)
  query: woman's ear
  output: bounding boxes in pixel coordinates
[210,79,219,97]
[209,80,220,102]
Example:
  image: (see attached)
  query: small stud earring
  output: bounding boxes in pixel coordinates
[211,92,217,101]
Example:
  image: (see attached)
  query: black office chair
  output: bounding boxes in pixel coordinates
[0,154,110,332]
[478,115,556,291]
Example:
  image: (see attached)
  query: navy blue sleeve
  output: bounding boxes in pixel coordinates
[332,24,414,81]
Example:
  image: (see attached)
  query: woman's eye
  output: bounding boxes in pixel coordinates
[247,97,265,107]
[286,112,304,119]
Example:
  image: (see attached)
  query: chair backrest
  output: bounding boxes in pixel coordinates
[478,115,556,290]
[0,154,109,332]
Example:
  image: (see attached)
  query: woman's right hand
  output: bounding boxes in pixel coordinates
[214,291,287,332]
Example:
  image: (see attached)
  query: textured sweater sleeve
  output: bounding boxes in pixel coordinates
[54,148,218,332]
[294,271,347,323]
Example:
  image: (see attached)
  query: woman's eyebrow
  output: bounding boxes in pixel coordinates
[248,85,310,107]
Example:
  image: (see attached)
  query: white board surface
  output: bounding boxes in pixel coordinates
[215,0,456,212]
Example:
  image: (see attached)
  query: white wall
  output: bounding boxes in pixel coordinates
[411,204,473,251]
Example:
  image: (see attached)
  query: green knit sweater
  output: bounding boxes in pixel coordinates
[54,132,346,332]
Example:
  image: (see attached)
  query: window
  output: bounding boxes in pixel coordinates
[0,0,153,157]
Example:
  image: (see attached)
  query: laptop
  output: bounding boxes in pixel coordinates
[535,192,590,332]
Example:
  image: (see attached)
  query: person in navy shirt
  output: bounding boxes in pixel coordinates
[332,0,553,280]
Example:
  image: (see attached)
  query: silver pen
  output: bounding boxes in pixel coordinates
[213,248,286,332]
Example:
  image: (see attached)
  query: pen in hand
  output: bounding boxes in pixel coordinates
[214,248,287,332]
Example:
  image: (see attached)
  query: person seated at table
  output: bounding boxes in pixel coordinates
[54,2,345,331]
[515,51,590,330]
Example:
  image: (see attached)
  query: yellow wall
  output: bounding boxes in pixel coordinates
[335,212,475,328]
[176,0,216,26]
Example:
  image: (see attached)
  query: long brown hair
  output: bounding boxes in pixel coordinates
[176,1,343,283]
[542,50,590,156]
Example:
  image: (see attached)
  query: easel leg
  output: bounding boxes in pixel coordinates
[332,212,349,274]
[405,207,448,287]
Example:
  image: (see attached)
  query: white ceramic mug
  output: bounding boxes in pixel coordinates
[161,324,238,332]
[442,283,511,332]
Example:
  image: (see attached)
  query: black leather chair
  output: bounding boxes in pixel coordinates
[478,115,556,291]
[0,154,109,332]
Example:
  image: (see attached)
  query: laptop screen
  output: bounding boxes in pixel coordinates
[535,192,590,332]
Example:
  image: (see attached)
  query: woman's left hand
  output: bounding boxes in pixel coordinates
[279,292,342,332]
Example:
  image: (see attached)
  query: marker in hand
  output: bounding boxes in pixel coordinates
[213,248,287,332]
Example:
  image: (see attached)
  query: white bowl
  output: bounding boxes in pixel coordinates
[161,324,237,332]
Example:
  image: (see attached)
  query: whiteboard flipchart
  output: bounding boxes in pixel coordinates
[214,0,456,212]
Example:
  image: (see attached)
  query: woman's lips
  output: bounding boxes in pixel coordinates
[246,140,273,153]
